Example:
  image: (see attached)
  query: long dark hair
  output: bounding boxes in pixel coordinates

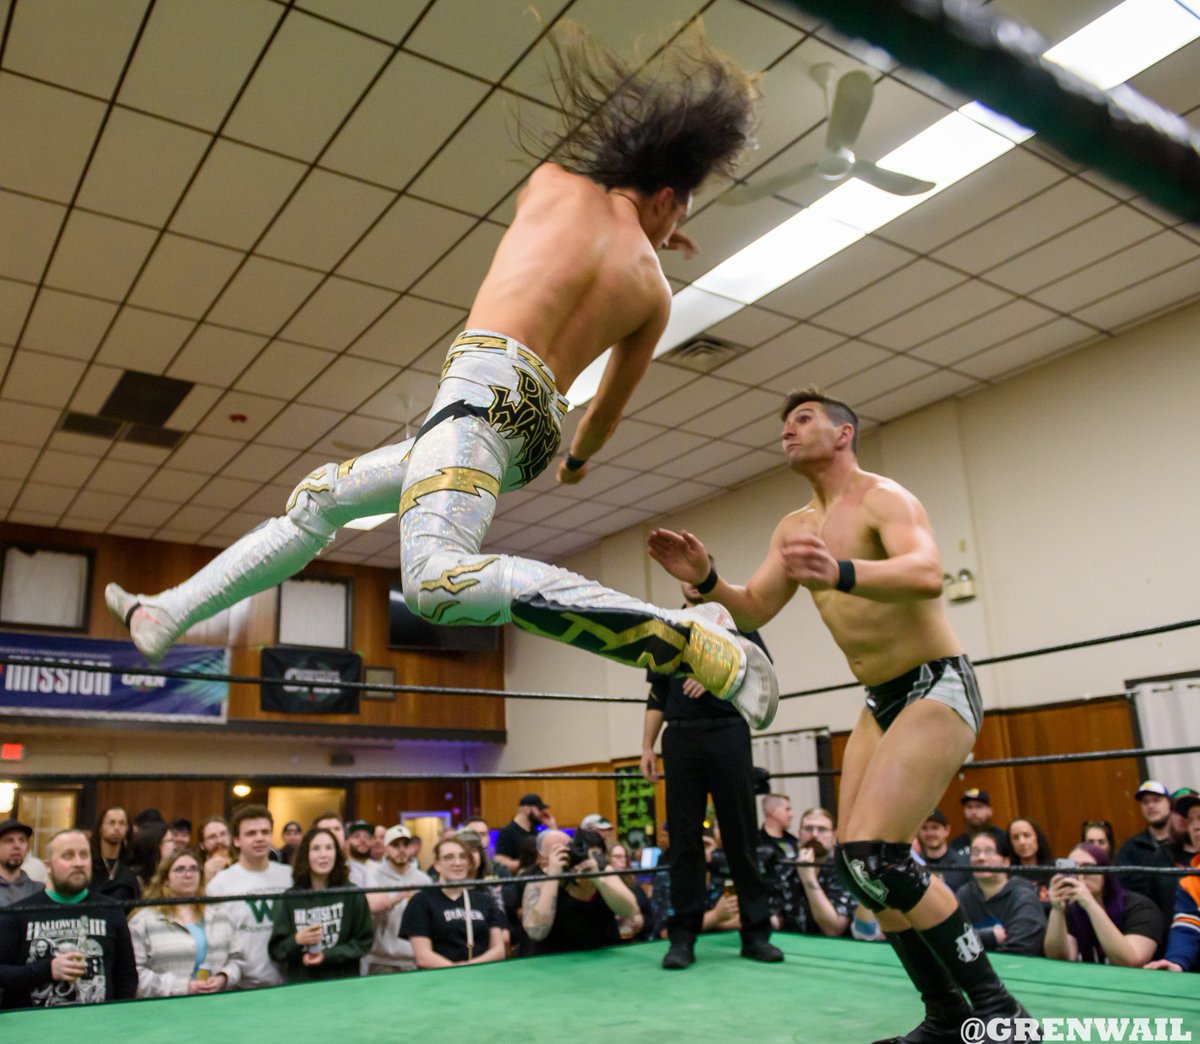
[524,20,758,198]
[1065,843,1127,963]
[91,806,132,864]
[1007,818,1053,865]
[292,828,349,890]
[130,820,169,888]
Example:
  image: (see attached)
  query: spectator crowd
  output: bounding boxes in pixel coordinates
[0,778,1196,1011]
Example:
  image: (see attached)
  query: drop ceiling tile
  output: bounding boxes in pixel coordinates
[170,141,308,251]
[62,489,128,524]
[292,355,395,412]
[357,370,439,425]
[77,108,212,225]
[207,257,324,335]
[639,479,723,518]
[295,0,425,42]
[0,74,106,203]
[497,522,571,555]
[194,390,282,441]
[129,235,245,319]
[256,402,343,448]
[164,504,229,534]
[660,195,802,284]
[259,171,396,270]
[45,431,108,457]
[955,317,1096,382]
[3,350,85,406]
[708,323,843,385]
[4,0,148,96]
[609,429,709,473]
[932,179,1113,274]
[1030,231,1200,314]
[167,433,243,473]
[281,278,396,351]
[166,385,229,434]
[497,492,576,526]
[631,375,735,428]
[238,482,298,517]
[409,221,505,308]
[534,531,597,560]
[338,197,477,293]
[1127,37,1200,116]
[0,279,35,344]
[622,364,697,416]
[0,443,38,478]
[865,281,1015,352]
[772,339,895,395]
[409,92,540,215]
[579,505,657,539]
[698,448,781,489]
[206,509,268,540]
[812,261,965,337]
[108,441,171,466]
[827,354,938,406]
[0,478,21,511]
[118,0,283,130]
[882,149,1065,255]
[96,308,195,371]
[44,211,158,301]
[590,418,662,463]
[678,387,782,439]
[759,236,914,322]
[106,522,159,539]
[169,326,268,386]
[857,369,980,423]
[551,462,641,502]
[406,0,567,80]
[223,444,301,483]
[724,411,785,449]
[234,340,335,399]
[1073,257,1200,333]
[324,51,491,189]
[347,294,466,365]
[704,306,797,350]
[649,436,753,479]
[984,205,1162,295]
[0,191,67,282]
[193,474,262,509]
[138,468,210,504]
[116,498,180,529]
[28,449,97,488]
[67,363,122,414]
[21,289,118,360]
[224,10,391,162]
[86,458,155,495]
[311,415,401,458]
[14,483,73,517]
[910,299,1061,367]
[537,499,612,533]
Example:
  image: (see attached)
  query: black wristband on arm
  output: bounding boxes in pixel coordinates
[565,454,587,472]
[835,559,856,593]
[694,568,719,595]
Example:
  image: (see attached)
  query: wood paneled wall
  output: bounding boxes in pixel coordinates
[828,697,1143,856]
[2,522,505,735]
[94,779,227,834]
[356,779,480,828]
[481,762,630,833]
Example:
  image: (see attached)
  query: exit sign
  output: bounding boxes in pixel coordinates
[0,743,24,761]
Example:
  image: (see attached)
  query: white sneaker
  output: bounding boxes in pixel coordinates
[105,583,181,664]
[678,603,779,729]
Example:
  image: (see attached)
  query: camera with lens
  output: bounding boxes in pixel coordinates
[567,828,606,871]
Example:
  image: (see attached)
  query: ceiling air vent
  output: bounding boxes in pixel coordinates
[58,411,122,439]
[660,335,743,373]
[100,370,193,426]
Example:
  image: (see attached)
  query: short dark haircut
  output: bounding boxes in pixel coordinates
[780,387,859,453]
[168,817,192,834]
[311,810,342,828]
[292,827,349,889]
[230,804,273,839]
[133,807,164,828]
[525,21,758,200]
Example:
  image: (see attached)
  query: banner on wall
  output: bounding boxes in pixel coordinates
[260,647,361,715]
[0,631,228,723]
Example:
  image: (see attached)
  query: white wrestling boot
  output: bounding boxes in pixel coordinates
[679,602,779,729]
[105,583,183,664]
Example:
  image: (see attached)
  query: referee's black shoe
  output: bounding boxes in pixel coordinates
[740,937,784,962]
[662,939,696,969]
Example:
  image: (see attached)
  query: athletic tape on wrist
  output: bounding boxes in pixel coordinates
[835,559,856,593]
[695,568,719,595]
[565,454,587,472]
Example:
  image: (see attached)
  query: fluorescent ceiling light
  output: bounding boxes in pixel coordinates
[653,286,749,353]
[1043,0,1200,90]
[343,512,395,531]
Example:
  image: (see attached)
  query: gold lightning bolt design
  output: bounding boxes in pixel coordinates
[399,468,500,519]
[418,557,499,597]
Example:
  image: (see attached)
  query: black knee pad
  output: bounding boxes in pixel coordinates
[834,841,932,914]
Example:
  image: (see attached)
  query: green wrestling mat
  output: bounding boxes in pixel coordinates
[4,934,1197,1043]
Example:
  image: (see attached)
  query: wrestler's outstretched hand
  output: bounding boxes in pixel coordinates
[780,532,839,590]
[647,528,709,584]
[661,229,698,258]
[556,457,588,484]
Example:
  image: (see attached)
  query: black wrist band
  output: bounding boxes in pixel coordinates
[694,568,719,595]
[835,559,856,593]
[565,454,587,472]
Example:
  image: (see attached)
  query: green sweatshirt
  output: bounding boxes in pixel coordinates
[268,886,373,983]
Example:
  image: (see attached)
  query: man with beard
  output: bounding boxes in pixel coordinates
[1117,780,1180,925]
[493,795,548,873]
[0,829,136,1008]
[0,819,43,907]
[365,825,431,974]
[89,808,139,904]
[345,819,376,875]
[199,816,233,884]
[948,789,1005,859]
[792,808,853,938]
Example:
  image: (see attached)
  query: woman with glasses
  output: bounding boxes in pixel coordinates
[269,827,373,983]
[400,836,506,969]
[127,848,241,996]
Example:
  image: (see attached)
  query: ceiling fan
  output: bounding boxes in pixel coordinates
[722,63,936,205]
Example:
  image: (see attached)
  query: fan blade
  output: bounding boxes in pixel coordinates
[720,163,819,205]
[826,70,874,151]
[852,160,935,196]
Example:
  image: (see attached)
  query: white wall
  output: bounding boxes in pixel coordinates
[499,300,1200,768]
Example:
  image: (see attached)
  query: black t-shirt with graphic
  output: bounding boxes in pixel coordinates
[529,885,621,955]
[400,887,504,964]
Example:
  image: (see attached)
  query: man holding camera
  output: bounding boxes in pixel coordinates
[521,829,638,955]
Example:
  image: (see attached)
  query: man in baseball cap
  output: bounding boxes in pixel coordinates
[1116,780,1178,923]
[0,819,43,907]
[949,788,1005,857]
[365,824,430,974]
[493,794,549,872]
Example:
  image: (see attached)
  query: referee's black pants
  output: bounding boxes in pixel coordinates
[663,716,772,940]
